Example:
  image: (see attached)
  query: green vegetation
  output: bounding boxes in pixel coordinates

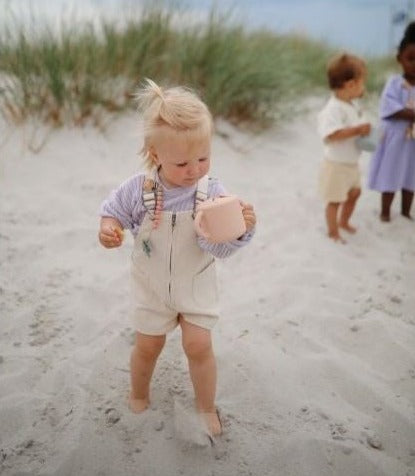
[0,3,397,128]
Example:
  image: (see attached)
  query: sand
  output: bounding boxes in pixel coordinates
[1,99,415,476]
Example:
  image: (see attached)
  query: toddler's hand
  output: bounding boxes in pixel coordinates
[241,202,256,232]
[99,222,124,248]
[358,123,371,136]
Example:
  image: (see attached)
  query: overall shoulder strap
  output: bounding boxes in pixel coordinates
[195,174,209,207]
[142,169,158,216]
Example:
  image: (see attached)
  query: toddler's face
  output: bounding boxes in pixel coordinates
[346,76,365,100]
[398,44,415,83]
[151,133,211,189]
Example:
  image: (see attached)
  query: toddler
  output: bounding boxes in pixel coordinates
[98,79,256,437]
[317,53,371,242]
[368,21,415,221]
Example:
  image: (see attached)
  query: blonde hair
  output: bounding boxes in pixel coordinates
[136,79,213,169]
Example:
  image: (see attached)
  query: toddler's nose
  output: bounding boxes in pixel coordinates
[187,162,198,176]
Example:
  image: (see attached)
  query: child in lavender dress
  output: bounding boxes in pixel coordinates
[368,22,415,221]
[98,79,256,438]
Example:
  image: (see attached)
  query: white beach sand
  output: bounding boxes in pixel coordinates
[1,100,415,476]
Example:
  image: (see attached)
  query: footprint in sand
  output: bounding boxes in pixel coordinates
[329,422,348,441]
[28,304,66,347]
[105,408,121,426]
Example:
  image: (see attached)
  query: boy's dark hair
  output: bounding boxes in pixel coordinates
[326,53,366,90]
[398,21,415,53]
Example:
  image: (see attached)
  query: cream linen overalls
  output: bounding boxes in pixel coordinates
[130,174,219,335]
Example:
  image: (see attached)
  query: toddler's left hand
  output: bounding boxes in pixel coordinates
[241,202,256,232]
[358,123,371,136]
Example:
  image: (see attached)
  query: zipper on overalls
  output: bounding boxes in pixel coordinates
[168,213,176,299]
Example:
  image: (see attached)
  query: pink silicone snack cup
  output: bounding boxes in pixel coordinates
[194,212,212,240]
[194,195,246,243]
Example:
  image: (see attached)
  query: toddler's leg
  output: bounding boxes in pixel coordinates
[129,332,165,413]
[325,202,344,242]
[401,189,414,219]
[180,317,221,436]
[380,192,394,221]
[339,187,360,233]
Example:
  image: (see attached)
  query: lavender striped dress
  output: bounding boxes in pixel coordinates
[100,173,254,259]
[367,75,415,192]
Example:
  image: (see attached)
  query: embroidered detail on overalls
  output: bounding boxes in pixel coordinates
[142,239,152,257]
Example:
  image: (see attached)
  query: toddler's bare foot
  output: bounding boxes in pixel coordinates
[380,214,390,222]
[339,223,357,233]
[129,394,149,414]
[328,231,346,244]
[401,212,413,220]
[200,410,222,437]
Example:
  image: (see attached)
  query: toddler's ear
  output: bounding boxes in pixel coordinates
[149,146,159,166]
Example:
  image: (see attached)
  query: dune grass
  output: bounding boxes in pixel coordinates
[0,3,397,128]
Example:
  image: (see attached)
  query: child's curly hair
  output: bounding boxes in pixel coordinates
[326,53,367,90]
[398,21,415,54]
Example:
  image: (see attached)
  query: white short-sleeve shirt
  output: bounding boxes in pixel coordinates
[317,95,366,164]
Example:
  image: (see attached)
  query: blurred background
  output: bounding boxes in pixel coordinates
[1,0,414,128]
[3,0,413,56]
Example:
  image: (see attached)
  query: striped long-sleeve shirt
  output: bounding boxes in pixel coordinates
[100,173,254,259]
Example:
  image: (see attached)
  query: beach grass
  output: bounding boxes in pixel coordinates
[0,2,397,128]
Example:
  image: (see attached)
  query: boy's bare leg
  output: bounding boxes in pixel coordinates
[129,332,166,413]
[339,187,361,233]
[380,191,394,222]
[325,202,345,242]
[180,317,221,436]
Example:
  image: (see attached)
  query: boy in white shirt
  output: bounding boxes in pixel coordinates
[317,53,371,242]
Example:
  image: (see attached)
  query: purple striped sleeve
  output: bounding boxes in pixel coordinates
[100,174,144,230]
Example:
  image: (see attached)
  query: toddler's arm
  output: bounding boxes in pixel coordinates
[196,178,256,258]
[99,217,124,248]
[386,108,415,122]
[325,123,371,142]
[197,229,255,258]
[99,174,145,237]
[378,76,415,123]
[197,201,256,259]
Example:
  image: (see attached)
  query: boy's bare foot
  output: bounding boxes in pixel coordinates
[129,395,149,413]
[200,410,222,437]
[380,214,390,222]
[401,213,413,220]
[339,223,357,233]
[328,231,346,244]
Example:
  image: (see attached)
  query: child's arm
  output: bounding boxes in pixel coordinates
[196,179,256,258]
[197,227,255,259]
[379,76,415,122]
[99,217,124,248]
[99,174,145,248]
[326,123,371,142]
[385,108,415,121]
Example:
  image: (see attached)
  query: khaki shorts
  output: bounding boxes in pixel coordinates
[319,160,360,203]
